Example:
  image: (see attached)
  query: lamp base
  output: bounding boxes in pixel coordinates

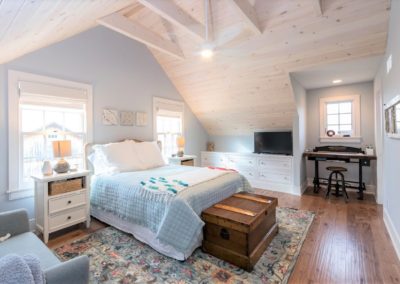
[53,159,70,174]
[177,150,184,157]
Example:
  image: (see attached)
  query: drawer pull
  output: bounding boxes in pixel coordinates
[220,228,230,240]
[67,200,72,204]
[67,216,71,220]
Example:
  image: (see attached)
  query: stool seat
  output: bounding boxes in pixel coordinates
[326,166,347,172]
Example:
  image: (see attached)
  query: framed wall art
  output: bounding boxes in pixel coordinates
[120,111,135,126]
[102,109,119,125]
[385,94,400,139]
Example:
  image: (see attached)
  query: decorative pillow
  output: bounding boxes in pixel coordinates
[92,141,144,173]
[134,141,166,169]
[88,148,116,175]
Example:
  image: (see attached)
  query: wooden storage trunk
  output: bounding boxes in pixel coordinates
[48,177,84,196]
[201,192,278,271]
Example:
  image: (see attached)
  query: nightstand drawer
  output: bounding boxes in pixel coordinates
[48,191,86,215]
[49,207,86,231]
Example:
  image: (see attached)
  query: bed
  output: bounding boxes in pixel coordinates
[85,140,252,260]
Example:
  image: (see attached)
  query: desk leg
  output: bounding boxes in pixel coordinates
[313,160,320,193]
[358,160,363,200]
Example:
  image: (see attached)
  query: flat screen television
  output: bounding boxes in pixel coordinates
[254,131,293,155]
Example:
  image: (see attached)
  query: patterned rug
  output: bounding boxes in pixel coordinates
[54,207,314,284]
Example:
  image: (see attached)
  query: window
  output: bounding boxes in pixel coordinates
[8,71,93,199]
[319,95,360,142]
[326,101,352,135]
[20,105,86,188]
[153,97,184,159]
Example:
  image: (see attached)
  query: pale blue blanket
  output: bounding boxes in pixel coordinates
[90,165,252,256]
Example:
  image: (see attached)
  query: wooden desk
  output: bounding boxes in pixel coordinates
[304,151,377,200]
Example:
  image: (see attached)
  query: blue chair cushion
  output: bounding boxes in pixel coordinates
[0,232,60,269]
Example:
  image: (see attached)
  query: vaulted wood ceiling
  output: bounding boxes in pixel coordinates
[0,0,390,135]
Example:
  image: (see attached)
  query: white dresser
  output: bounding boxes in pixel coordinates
[32,170,91,243]
[201,151,294,193]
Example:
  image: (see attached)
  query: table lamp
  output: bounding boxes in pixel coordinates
[176,136,185,157]
[52,140,71,173]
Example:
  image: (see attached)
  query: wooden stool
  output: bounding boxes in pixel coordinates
[326,166,349,201]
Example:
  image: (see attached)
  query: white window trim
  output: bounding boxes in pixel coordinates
[153,97,184,140]
[153,97,184,159]
[8,70,93,200]
[319,94,361,143]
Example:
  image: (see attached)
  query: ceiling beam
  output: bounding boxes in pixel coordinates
[98,13,184,60]
[313,0,323,16]
[138,0,205,41]
[231,0,262,35]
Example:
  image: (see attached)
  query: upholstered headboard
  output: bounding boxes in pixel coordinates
[84,139,162,173]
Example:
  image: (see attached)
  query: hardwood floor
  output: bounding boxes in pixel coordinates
[46,187,400,284]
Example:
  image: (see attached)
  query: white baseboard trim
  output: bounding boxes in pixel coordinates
[383,208,400,261]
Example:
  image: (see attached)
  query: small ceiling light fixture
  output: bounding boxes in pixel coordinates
[332,79,343,84]
[201,0,213,59]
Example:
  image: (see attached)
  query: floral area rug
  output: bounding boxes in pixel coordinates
[54,207,314,284]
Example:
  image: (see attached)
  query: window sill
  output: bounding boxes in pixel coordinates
[319,136,362,143]
[7,188,34,200]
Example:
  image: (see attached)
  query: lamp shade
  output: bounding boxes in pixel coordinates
[52,140,71,158]
[176,136,185,148]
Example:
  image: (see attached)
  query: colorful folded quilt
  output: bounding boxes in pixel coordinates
[140,177,189,195]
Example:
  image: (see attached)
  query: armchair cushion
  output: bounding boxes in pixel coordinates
[0,232,60,270]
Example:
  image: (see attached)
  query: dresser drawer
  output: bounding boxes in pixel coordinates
[48,191,86,215]
[227,155,256,169]
[258,158,292,170]
[49,207,86,232]
[258,171,292,184]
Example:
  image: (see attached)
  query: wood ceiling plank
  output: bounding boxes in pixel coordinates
[231,0,262,34]
[138,0,205,41]
[313,0,323,16]
[98,13,184,60]
[0,0,26,41]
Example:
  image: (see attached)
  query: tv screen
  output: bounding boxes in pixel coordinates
[254,132,293,155]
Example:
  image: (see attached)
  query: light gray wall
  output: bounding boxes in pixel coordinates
[305,82,376,186]
[291,76,307,193]
[0,26,208,218]
[374,0,400,252]
[210,135,253,153]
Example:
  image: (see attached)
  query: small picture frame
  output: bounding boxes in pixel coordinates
[102,109,119,125]
[136,112,148,126]
[120,111,135,126]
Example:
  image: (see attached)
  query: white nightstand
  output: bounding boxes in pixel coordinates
[168,155,197,166]
[31,170,91,243]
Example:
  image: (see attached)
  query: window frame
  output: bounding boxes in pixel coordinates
[153,97,184,159]
[319,95,361,143]
[8,70,93,200]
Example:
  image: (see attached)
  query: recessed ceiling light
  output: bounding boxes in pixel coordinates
[201,48,214,58]
[332,79,342,84]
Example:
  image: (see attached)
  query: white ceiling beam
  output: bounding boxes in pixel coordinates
[98,13,184,60]
[138,0,205,41]
[231,0,262,35]
[313,0,323,16]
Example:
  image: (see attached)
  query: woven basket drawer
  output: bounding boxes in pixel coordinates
[49,177,84,196]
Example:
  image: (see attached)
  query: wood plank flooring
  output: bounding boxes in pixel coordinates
[46,187,400,284]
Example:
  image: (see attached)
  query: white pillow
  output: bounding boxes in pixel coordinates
[94,140,144,172]
[134,141,166,169]
[88,149,117,175]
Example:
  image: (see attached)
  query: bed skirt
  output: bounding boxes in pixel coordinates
[90,207,202,261]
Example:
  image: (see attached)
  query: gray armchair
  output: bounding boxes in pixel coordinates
[0,209,89,284]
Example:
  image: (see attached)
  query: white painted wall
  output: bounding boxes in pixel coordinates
[305,82,376,189]
[374,0,400,259]
[291,76,307,194]
[0,26,208,218]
